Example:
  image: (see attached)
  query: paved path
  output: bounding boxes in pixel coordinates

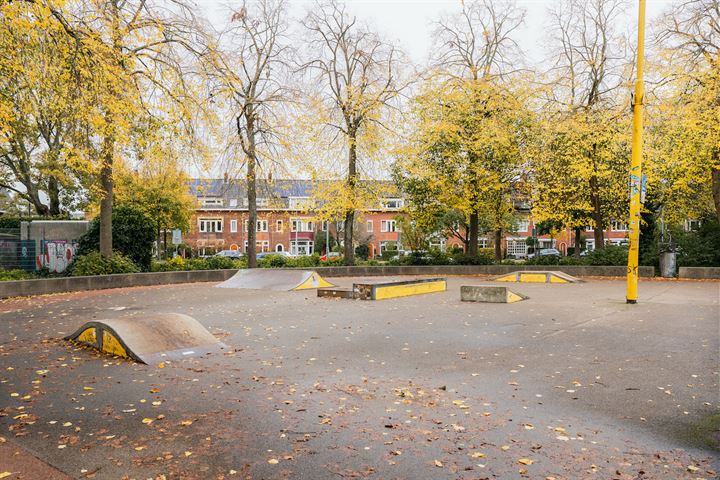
[0,277,718,479]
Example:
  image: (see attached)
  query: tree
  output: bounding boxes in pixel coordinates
[32,0,207,259]
[301,0,405,265]
[533,0,632,249]
[652,0,720,222]
[77,205,156,271]
[204,0,290,268]
[114,129,196,259]
[397,78,531,260]
[0,2,92,215]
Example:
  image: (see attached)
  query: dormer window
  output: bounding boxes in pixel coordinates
[201,197,223,208]
[380,198,403,210]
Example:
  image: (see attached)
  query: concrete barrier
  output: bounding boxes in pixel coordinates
[0,270,237,299]
[678,267,720,279]
[310,265,654,278]
[461,285,528,303]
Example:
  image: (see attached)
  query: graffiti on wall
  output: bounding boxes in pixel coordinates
[36,240,79,273]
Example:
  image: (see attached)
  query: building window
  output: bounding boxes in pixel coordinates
[198,218,222,233]
[367,220,373,232]
[428,237,445,251]
[610,220,628,231]
[379,241,399,254]
[380,220,397,233]
[244,240,269,252]
[244,220,268,232]
[321,221,329,232]
[684,219,701,231]
[289,197,311,209]
[586,239,595,251]
[230,219,237,233]
[291,219,314,232]
[275,243,284,252]
[290,240,313,256]
[506,239,528,257]
[229,199,238,208]
[276,220,284,232]
[200,197,223,208]
[380,198,404,210]
[256,198,269,208]
[478,238,488,248]
[585,226,594,232]
[515,219,530,232]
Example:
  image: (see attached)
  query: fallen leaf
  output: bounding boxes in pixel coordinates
[470,452,486,458]
[268,458,279,464]
[434,460,443,467]
[142,418,153,425]
[518,458,534,465]
[0,473,11,479]
[687,465,699,473]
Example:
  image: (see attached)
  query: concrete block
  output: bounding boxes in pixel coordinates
[461,285,528,303]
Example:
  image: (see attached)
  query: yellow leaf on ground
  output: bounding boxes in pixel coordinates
[434,460,443,467]
[518,458,534,465]
[470,452,486,458]
[268,459,279,464]
[142,418,153,424]
[0,472,11,479]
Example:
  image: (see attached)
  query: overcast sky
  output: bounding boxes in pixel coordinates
[201,0,676,65]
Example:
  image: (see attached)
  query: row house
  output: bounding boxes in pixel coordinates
[186,179,631,258]
[186,179,405,257]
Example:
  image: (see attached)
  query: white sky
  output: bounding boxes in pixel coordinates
[199,0,676,65]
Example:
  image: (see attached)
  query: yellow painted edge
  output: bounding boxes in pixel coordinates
[519,273,548,283]
[102,330,129,359]
[549,275,569,283]
[293,273,334,290]
[374,280,446,300]
[76,327,96,344]
[506,291,525,303]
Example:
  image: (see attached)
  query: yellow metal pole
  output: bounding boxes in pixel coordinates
[626,0,646,304]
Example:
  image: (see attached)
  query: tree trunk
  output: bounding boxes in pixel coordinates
[588,176,605,249]
[163,228,168,260]
[157,221,162,260]
[246,118,258,269]
[494,228,502,261]
[574,227,582,258]
[712,154,720,223]
[343,129,357,266]
[47,176,61,216]
[468,211,479,256]
[99,133,114,258]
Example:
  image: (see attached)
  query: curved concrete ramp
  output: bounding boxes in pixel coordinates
[65,313,226,364]
[217,269,334,291]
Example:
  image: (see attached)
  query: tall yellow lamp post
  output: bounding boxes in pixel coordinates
[626,0,646,304]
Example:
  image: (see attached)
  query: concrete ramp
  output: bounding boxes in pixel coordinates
[461,285,528,303]
[494,270,581,283]
[217,269,334,291]
[65,313,226,364]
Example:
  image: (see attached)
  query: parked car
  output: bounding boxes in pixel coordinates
[214,250,244,259]
[527,248,561,259]
[256,251,293,260]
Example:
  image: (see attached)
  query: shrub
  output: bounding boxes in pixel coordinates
[205,255,242,270]
[259,254,288,268]
[354,244,370,260]
[77,205,155,271]
[319,256,345,267]
[452,252,493,265]
[71,251,139,276]
[286,254,321,268]
[675,219,720,267]
[585,245,628,266]
[0,269,32,281]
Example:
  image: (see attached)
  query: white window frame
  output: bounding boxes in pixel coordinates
[275,243,284,252]
[380,198,404,210]
[381,220,397,233]
[367,220,373,232]
[198,218,223,233]
[290,240,313,256]
[506,239,528,257]
[244,240,270,252]
[230,219,238,233]
[245,220,268,232]
[610,220,628,231]
[291,219,314,232]
[276,220,284,232]
[515,220,530,232]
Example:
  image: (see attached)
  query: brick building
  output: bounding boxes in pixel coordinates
[186,179,630,258]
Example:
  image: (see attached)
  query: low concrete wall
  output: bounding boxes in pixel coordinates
[312,265,654,278]
[678,267,720,279]
[0,270,237,299]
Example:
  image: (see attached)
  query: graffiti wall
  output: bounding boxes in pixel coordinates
[36,240,79,273]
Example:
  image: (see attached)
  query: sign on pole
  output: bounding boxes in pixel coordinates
[172,229,182,245]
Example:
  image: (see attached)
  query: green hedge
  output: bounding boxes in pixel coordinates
[151,256,247,272]
[0,269,33,281]
[71,252,140,276]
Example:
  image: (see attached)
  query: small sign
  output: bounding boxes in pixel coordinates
[171,229,182,245]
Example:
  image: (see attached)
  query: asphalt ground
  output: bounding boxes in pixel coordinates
[0,276,718,480]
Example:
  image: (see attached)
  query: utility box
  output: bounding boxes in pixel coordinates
[659,251,677,278]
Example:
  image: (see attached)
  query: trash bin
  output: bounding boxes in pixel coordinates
[659,251,677,278]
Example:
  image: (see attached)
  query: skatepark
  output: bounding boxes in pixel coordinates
[0,272,718,479]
